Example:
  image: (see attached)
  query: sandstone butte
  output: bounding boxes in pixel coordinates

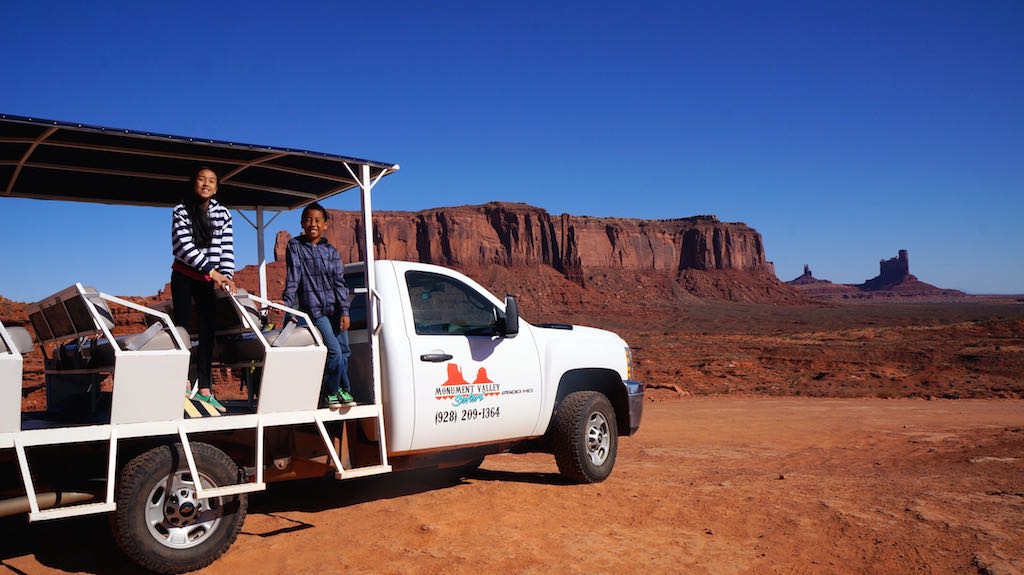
[274,202,774,280]
[788,250,967,301]
[257,202,801,308]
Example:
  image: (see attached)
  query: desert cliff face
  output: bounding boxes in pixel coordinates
[274,202,774,278]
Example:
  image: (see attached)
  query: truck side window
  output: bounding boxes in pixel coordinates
[344,272,367,331]
[405,271,498,336]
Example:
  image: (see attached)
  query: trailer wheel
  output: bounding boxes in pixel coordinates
[552,391,618,483]
[112,443,247,574]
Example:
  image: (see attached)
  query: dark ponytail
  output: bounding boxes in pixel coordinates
[185,167,215,248]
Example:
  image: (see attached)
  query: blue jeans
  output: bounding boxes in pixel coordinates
[311,314,351,397]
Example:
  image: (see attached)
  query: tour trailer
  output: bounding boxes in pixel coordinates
[0,114,398,571]
[0,114,644,573]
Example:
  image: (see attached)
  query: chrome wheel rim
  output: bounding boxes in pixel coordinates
[145,470,224,549]
[586,411,610,466]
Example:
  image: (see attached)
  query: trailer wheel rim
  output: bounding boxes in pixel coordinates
[145,470,224,549]
[586,411,610,466]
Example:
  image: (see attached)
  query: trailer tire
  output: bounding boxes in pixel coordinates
[552,391,618,483]
[112,442,247,574]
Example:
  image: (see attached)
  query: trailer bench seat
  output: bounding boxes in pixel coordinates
[23,284,191,425]
[149,289,263,338]
[27,285,185,372]
[58,323,190,369]
[214,322,318,364]
[152,289,318,365]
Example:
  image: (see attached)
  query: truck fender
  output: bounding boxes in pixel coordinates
[550,368,631,436]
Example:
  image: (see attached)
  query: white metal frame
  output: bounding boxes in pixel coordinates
[10,287,192,519]
[0,321,25,434]
[1,158,398,521]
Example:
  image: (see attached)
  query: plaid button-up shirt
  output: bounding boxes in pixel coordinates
[281,235,349,320]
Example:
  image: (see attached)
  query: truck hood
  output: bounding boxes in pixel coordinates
[532,323,626,343]
[530,322,630,381]
[563,324,628,347]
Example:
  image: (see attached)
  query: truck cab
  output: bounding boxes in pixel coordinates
[336,260,643,480]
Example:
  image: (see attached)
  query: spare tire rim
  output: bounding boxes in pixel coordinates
[586,411,610,466]
[145,470,224,549]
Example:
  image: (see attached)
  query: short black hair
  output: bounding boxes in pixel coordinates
[301,202,329,222]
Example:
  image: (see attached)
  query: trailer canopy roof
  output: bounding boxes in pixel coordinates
[0,114,398,210]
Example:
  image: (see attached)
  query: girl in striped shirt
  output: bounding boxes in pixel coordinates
[171,167,236,413]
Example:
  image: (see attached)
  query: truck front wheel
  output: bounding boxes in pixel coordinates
[552,391,618,483]
[112,442,248,574]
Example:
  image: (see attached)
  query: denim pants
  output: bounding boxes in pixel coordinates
[311,313,351,397]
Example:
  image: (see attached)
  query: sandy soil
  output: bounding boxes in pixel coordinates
[2,398,1022,575]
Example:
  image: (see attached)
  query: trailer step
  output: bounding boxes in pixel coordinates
[29,501,116,522]
[198,482,267,499]
[335,464,392,480]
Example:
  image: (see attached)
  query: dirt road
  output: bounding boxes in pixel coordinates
[2,398,1022,574]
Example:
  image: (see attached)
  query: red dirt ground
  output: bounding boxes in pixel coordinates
[1,398,1021,574]
[3,287,1023,574]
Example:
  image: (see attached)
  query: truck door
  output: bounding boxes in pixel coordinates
[403,270,543,451]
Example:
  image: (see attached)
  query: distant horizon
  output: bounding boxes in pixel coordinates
[1,2,1021,297]
[0,198,1018,302]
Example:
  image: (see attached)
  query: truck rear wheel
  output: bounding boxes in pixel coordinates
[552,391,618,483]
[112,442,247,574]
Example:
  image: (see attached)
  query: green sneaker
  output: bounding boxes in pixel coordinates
[323,393,343,408]
[195,392,227,413]
[338,390,357,406]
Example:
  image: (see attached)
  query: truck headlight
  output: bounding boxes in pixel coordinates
[625,346,633,380]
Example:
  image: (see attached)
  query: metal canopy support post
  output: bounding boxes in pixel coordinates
[344,162,392,471]
[236,207,281,305]
[256,206,266,302]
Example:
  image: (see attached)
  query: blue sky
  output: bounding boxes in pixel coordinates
[1,0,1022,299]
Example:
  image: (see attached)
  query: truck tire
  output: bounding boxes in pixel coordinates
[112,443,247,574]
[552,391,618,483]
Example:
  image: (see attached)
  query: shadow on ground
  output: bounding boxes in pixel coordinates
[0,465,566,573]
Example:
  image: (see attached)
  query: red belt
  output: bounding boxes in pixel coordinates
[172,261,212,282]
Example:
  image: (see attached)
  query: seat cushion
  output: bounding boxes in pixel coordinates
[148,289,262,335]
[8,326,34,355]
[1,326,34,355]
[213,325,317,364]
[59,326,190,369]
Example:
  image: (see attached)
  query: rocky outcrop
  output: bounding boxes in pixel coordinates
[790,250,967,301]
[861,250,911,290]
[789,265,832,286]
[274,202,775,279]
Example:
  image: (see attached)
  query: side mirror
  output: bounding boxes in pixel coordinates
[501,295,519,338]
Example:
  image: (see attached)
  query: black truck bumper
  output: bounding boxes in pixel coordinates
[625,379,644,435]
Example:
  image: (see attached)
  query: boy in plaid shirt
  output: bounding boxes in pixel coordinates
[281,202,355,407]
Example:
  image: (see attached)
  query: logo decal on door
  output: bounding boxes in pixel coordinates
[435,363,500,406]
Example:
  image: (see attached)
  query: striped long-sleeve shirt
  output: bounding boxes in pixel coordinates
[171,199,235,278]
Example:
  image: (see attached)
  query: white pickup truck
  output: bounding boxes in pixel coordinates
[0,114,643,574]
[343,259,643,470]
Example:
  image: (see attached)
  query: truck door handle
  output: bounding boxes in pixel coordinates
[420,353,453,362]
